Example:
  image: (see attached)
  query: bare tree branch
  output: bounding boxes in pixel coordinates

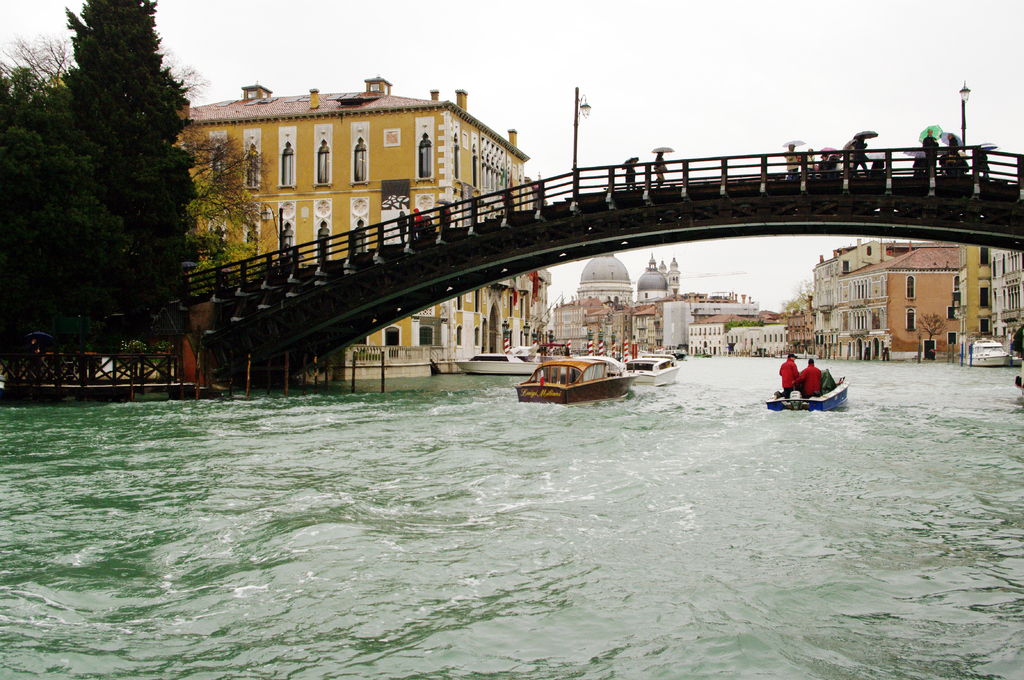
[2,34,74,82]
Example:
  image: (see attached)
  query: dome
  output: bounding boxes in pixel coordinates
[637,269,668,292]
[580,256,630,283]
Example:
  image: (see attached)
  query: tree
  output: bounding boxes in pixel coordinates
[0,67,124,346]
[918,313,947,342]
[64,0,195,311]
[1,34,74,83]
[780,278,813,318]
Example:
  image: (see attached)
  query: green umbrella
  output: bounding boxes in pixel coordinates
[919,125,943,143]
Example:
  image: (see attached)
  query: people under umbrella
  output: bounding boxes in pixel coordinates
[781,126,988,182]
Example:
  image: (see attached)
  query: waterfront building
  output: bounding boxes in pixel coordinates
[691,314,745,356]
[953,246,995,356]
[786,301,814,354]
[186,77,542,366]
[830,244,959,361]
[661,293,760,350]
[725,323,788,357]
[992,249,1023,351]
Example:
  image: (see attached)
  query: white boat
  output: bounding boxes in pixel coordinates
[969,340,1011,367]
[456,346,542,375]
[624,353,681,386]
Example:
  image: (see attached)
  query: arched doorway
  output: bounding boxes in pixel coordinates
[487,305,501,352]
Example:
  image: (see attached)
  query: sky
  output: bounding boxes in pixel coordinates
[5,0,1020,311]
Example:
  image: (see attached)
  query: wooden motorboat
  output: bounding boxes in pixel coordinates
[767,370,848,412]
[516,356,635,405]
[625,353,681,386]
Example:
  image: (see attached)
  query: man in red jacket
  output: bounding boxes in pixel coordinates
[779,354,800,398]
[795,358,822,396]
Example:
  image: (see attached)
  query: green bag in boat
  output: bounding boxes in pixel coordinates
[819,369,837,394]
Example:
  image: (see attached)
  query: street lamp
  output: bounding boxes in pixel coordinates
[960,82,971,145]
[572,87,591,171]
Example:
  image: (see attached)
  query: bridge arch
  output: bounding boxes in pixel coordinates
[184,147,1024,375]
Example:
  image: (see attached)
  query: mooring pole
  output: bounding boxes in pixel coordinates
[314,355,319,394]
[246,353,251,398]
[302,353,308,396]
[267,359,271,395]
[380,348,386,393]
[284,352,290,397]
[228,351,233,399]
[351,350,356,393]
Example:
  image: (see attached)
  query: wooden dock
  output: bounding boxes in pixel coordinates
[0,353,218,402]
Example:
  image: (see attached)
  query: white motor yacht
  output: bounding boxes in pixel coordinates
[969,340,1011,367]
[624,353,681,386]
[456,346,542,375]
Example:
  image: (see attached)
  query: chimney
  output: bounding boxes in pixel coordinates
[430,89,439,101]
[819,255,824,263]
[456,89,468,110]
[742,294,747,304]
[508,129,518,147]
[309,88,319,109]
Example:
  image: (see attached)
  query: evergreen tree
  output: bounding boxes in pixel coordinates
[0,68,124,346]
[65,0,194,311]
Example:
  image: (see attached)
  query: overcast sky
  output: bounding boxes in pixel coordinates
[6,0,1020,311]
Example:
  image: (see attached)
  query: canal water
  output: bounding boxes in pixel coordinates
[1,358,1022,679]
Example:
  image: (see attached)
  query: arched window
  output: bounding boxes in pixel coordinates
[418,133,432,178]
[456,325,463,345]
[353,138,367,183]
[281,142,295,186]
[419,327,433,346]
[472,145,478,186]
[474,326,480,346]
[452,134,460,179]
[385,327,400,346]
[906,308,916,331]
[906,275,915,299]
[317,140,330,184]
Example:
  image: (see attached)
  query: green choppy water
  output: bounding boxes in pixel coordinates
[1,358,1022,679]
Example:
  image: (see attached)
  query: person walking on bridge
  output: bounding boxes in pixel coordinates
[779,353,800,398]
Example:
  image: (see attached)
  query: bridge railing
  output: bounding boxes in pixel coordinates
[183,147,1022,300]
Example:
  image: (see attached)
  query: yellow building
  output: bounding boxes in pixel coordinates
[955,245,994,349]
[188,76,544,362]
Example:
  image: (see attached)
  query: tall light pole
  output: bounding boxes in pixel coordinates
[960,82,971,145]
[572,87,591,171]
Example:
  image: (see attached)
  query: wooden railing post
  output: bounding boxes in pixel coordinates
[502,186,513,228]
[760,156,768,195]
[643,164,652,205]
[842,149,850,194]
[928,151,936,197]
[1017,156,1024,202]
[534,180,546,221]
[721,158,729,197]
[885,150,893,195]
[468,197,478,236]
[605,167,616,208]
[680,160,689,200]
[571,167,581,214]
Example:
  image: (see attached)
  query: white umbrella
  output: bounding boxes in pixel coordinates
[651,147,674,154]
[942,132,963,146]
[782,140,805,148]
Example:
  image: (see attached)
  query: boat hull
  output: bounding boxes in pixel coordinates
[970,355,1011,367]
[629,365,680,386]
[767,381,849,412]
[516,375,636,405]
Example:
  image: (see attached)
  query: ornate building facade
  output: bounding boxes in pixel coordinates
[187,77,543,364]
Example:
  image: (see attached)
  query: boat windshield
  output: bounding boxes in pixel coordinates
[470,355,509,362]
[530,364,582,385]
[580,363,607,382]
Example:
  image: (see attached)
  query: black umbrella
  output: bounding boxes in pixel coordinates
[24,331,55,349]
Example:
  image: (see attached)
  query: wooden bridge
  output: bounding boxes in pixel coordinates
[183,146,1024,377]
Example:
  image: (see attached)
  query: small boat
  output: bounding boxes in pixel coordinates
[456,346,541,375]
[516,356,636,405]
[625,353,681,386]
[969,340,1011,367]
[767,370,848,412]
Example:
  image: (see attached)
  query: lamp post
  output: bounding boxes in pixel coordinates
[572,87,591,172]
[523,321,530,347]
[960,82,971,145]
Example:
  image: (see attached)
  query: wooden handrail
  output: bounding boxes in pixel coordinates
[182,146,1022,299]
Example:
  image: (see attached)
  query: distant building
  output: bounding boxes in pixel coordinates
[577,256,633,304]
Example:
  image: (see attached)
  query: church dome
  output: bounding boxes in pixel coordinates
[580,256,630,283]
[637,269,668,292]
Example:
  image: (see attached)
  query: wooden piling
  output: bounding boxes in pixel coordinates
[351,350,356,393]
[245,353,251,398]
[381,347,386,393]
[284,353,289,396]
